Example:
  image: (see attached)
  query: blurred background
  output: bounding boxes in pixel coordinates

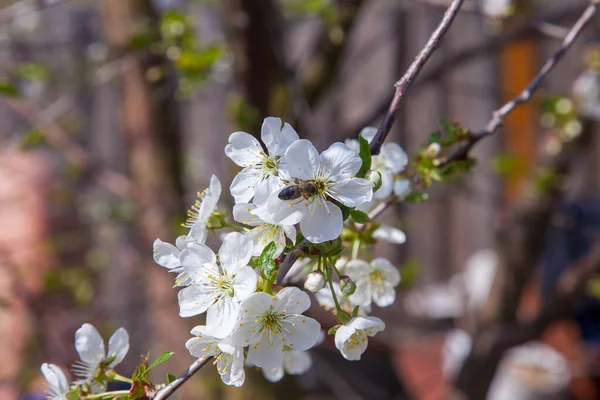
[1,0,600,399]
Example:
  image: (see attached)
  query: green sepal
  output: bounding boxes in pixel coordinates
[148,351,174,371]
[349,209,370,224]
[357,134,372,177]
[328,325,340,335]
[405,191,429,203]
[167,373,177,383]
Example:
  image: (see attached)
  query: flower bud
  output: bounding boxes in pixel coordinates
[425,142,442,158]
[365,170,382,192]
[339,275,356,296]
[304,271,326,293]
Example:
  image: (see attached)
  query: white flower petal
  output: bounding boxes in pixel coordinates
[232,266,258,302]
[178,285,215,317]
[225,131,264,167]
[284,351,312,375]
[280,139,319,180]
[230,168,262,204]
[41,363,70,397]
[348,316,385,335]
[299,199,343,243]
[394,179,411,198]
[261,117,299,156]
[349,284,372,308]
[372,257,401,286]
[329,178,373,208]
[107,328,129,368]
[374,170,394,199]
[219,232,253,274]
[233,203,263,227]
[282,224,296,243]
[188,223,208,243]
[253,194,305,226]
[180,247,218,283]
[380,142,408,174]
[359,127,377,143]
[248,333,285,369]
[218,347,246,387]
[253,175,284,207]
[373,286,397,307]
[372,225,406,244]
[186,329,220,358]
[263,365,285,382]
[206,297,239,339]
[319,142,363,179]
[152,239,181,269]
[273,287,311,314]
[74,324,105,366]
[281,315,321,351]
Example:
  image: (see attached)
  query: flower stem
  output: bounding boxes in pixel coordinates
[325,258,350,324]
[112,373,133,384]
[85,390,129,399]
[222,221,248,232]
[351,239,361,260]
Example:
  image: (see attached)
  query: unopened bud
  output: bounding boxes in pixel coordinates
[339,275,356,296]
[425,142,442,158]
[304,271,326,293]
[365,170,383,192]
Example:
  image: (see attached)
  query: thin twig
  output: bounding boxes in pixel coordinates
[440,0,600,167]
[369,0,465,155]
[276,239,310,284]
[151,356,214,400]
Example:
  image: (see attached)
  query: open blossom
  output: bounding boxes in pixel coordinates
[347,127,408,199]
[226,117,299,205]
[256,140,373,243]
[183,175,221,231]
[72,324,129,385]
[153,224,208,287]
[262,330,325,382]
[231,287,321,369]
[178,232,257,338]
[233,203,296,257]
[41,363,70,400]
[372,225,406,245]
[335,316,385,361]
[346,258,401,308]
[186,325,245,387]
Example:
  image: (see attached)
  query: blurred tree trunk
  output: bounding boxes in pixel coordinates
[100,0,189,384]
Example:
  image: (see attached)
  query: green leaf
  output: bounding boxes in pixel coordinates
[405,191,429,203]
[357,135,371,177]
[148,351,174,371]
[339,204,351,221]
[427,131,441,145]
[327,325,340,335]
[259,242,278,279]
[349,209,370,224]
[0,81,20,97]
[167,373,177,383]
[352,305,360,318]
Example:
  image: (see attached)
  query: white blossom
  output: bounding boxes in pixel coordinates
[225,117,299,205]
[233,203,295,257]
[183,175,221,231]
[372,225,406,244]
[256,140,373,243]
[72,324,129,385]
[41,363,70,400]
[231,287,321,369]
[186,325,246,387]
[315,281,370,316]
[304,271,326,293]
[178,232,257,338]
[347,127,408,199]
[346,258,400,308]
[153,224,208,287]
[334,316,385,361]
[573,69,600,119]
[393,179,411,198]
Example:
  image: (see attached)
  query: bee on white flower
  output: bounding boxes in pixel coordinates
[182,175,221,231]
[232,203,296,258]
[177,232,257,338]
[347,127,408,199]
[186,325,246,387]
[41,363,70,400]
[225,117,299,205]
[231,287,321,369]
[255,140,373,244]
[334,316,385,361]
[72,324,129,386]
[345,258,401,308]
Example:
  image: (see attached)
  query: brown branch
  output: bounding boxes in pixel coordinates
[151,356,214,400]
[439,0,599,167]
[368,0,465,155]
[276,239,310,284]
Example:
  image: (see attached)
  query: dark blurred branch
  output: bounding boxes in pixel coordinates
[439,0,600,168]
[3,96,132,197]
[369,0,465,155]
[151,356,214,400]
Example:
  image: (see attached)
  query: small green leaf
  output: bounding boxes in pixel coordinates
[349,209,370,224]
[352,305,360,318]
[357,135,371,177]
[259,242,278,279]
[0,81,20,97]
[167,373,177,383]
[339,204,351,221]
[148,351,174,371]
[427,131,441,145]
[405,191,429,203]
[328,325,340,335]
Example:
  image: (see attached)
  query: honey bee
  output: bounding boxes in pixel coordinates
[278,178,319,201]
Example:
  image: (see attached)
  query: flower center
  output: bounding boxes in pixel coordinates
[262,156,280,175]
[370,269,385,284]
[344,330,368,351]
[372,155,387,171]
[258,307,284,335]
[209,272,235,297]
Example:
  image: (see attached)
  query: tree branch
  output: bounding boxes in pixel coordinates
[439,0,599,166]
[369,0,465,155]
[151,356,214,400]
